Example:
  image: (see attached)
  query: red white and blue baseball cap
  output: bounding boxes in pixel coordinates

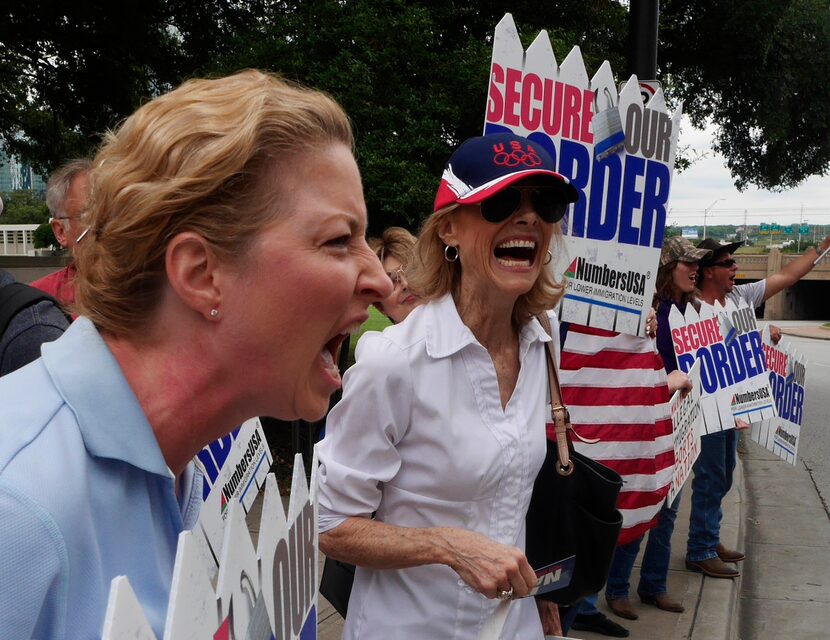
[433,132,579,212]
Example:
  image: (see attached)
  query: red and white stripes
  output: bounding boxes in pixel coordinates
[559,324,674,545]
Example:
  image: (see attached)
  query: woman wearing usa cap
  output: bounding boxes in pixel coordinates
[317,132,578,639]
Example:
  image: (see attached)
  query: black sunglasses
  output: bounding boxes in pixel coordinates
[479,186,569,224]
[711,259,737,268]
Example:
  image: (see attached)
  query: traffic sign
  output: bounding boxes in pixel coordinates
[760,223,770,234]
[771,223,781,234]
[784,225,793,235]
[800,224,810,234]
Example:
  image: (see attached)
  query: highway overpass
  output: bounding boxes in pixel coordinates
[735,249,830,320]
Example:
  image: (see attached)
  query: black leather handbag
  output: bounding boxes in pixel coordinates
[526,315,623,605]
[319,557,355,618]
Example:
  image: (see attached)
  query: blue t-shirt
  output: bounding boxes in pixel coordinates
[0,317,202,639]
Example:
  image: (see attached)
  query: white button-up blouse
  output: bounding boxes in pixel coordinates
[317,294,558,640]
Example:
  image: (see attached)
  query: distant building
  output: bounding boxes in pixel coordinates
[0,224,39,255]
[681,227,698,239]
[0,151,46,195]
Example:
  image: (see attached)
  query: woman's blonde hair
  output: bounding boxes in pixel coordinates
[367,226,417,266]
[406,205,566,327]
[74,70,353,337]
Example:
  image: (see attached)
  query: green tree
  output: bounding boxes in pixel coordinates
[211,0,628,229]
[33,222,58,249]
[0,190,49,224]
[660,0,830,191]
[6,2,830,225]
[0,2,628,230]
[0,0,266,174]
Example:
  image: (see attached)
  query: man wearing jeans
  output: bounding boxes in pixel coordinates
[686,236,830,578]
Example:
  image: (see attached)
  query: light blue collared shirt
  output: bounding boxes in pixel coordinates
[0,317,202,639]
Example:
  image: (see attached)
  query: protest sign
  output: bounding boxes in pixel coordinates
[102,453,319,640]
[667,361,702,503]
[483,13,682,336]
[668,299,776,434]
[529,556,575,597]
[194,417,272,569]
[750,326,807,465]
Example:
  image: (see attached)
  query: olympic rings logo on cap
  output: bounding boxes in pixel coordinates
[492,141,542,168]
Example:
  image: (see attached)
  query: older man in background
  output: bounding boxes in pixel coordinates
[30,159,91,308]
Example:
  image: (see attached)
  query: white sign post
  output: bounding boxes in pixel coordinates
[484,14,682,337]
[668,300,776,434]
[750,327,807,465]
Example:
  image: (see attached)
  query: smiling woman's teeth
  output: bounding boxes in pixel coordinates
[497,257,531,267]
[494,239,536,267]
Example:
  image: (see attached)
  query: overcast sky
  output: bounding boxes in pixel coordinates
[668,118,830,231]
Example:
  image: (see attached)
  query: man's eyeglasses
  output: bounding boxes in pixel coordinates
[711,259,737,268]
[479,186,569,224]
[386,266,407,286]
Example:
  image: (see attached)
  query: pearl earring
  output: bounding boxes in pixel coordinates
[210,309,219,318]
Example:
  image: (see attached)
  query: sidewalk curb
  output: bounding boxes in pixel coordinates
[688,448,744,640]
[779,325,830,340]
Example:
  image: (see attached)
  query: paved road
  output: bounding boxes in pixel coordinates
[761,320,830,512]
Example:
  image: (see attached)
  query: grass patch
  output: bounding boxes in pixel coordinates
[822,322,830,329]
[346,306,392,366]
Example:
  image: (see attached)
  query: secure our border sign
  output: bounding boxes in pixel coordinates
[749,326,807,465]
[483,13,682,337]
[667,360,703,503]
[668,299,776,434]
[102,452,319,640]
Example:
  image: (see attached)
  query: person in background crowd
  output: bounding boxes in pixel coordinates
[317,132,579,639]
[0,70,391,639]
[654,237,711,374]
[685,234,830,578]
[0,269,69,375]
[30,158,92,308]
[368,226,420,323]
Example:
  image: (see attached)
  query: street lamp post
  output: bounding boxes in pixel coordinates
[702,198,725,240]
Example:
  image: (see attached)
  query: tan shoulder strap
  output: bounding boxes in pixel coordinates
[536,314,574,476]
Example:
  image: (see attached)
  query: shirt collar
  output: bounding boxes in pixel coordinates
[40,317,171,478]
[423,294,551,359]
[524,314,553,344]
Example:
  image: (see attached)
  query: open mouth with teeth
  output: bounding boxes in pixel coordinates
[320,321,365,385]
[494,239,538,267]
[322,334,347,365]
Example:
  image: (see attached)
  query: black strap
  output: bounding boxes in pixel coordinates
[0,282,63,336]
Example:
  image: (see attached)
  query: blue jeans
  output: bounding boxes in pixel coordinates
[604,492,682,600]
[687,429,738,562]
